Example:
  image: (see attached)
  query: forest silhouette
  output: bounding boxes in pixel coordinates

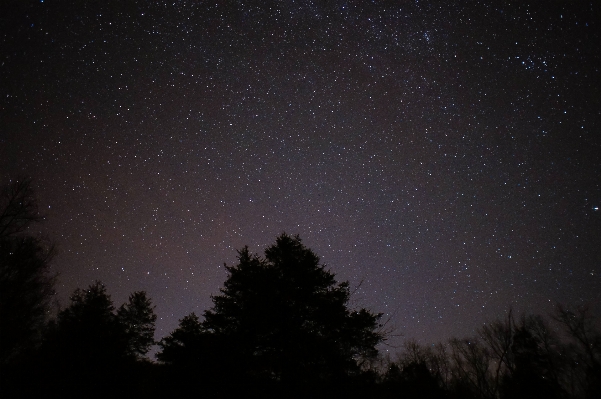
[1,178,600,399]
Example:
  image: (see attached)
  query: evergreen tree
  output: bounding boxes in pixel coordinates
[35,282,157,398]
[160,234,384,386]
[49,281,126,364]
[117,291,157,359]
[156,312,204,367]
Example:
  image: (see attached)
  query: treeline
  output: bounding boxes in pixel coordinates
[1,178,600,399]
[377,307,601,399]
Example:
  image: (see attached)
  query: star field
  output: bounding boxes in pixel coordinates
[1,1,600,350]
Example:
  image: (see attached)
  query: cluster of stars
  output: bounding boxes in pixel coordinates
[0,1,599,347]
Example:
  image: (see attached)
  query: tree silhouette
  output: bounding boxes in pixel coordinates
[0,177,43,238]
[448,337,494,399]
[47,281,127,365]
[117,291,157,359]
[157,312,248,397]
[156,312,204,367]
[501,321,561,399]
[32,282,159,398]
[554,305,601,399]
[0,178,55,365]
[158,233,385,392]
[479,310,515,397]
[45,281,158,365]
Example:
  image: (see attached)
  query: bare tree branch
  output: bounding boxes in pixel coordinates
[0,177,43,238]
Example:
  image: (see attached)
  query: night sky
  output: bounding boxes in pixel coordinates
[1,1,600,351]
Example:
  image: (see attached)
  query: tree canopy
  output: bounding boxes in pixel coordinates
[44,281,157,367]
[117,291,158,359]
[158,233,384,386]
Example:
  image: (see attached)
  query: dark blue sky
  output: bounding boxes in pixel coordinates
[1,0,599,351]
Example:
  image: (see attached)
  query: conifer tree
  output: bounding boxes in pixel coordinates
[158,234,384,386]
